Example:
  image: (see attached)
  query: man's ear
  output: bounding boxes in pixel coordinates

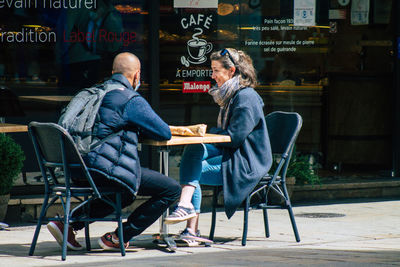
[135,70,140,82]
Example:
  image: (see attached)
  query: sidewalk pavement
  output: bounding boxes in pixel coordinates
[0,198,399,266]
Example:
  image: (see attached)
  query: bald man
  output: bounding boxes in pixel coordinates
[47,53,181,251]
[112,52,141,86]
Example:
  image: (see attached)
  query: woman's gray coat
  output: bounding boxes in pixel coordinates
[210,87,272,218]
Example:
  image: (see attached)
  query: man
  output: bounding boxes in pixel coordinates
[47,52,181,251]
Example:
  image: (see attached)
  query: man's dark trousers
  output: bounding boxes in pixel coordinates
[72,167,181,241]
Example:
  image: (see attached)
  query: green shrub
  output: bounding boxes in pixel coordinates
[0,134,25,195]
[286,154,320,185]
[270,149,320,185]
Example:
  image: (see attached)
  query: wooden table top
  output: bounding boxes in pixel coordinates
[0,123,28,133]
[142,133,231,146]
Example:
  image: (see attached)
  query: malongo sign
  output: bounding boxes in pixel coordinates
[182,81,211,93]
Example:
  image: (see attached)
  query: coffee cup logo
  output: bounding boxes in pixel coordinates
[187,38,212,63]
[181,28,213,67]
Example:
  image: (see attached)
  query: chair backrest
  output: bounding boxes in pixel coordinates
[265,111,303,157]
[29,122,82,166]
[265,111,303,181]
[28,122,100,196]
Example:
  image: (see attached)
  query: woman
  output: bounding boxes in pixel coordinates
[165,48,272,239]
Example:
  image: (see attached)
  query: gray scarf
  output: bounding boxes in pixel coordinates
[208,75,242,130]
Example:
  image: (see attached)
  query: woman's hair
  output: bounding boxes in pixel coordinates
[210,48,258,88]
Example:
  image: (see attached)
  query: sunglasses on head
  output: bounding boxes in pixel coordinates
[220,48,236,66]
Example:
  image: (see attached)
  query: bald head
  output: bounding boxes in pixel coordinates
[112,52,141,86]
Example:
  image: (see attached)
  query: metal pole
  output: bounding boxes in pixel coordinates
[149,0,160,112]
[148,1,160,171]
[393,0,400,177]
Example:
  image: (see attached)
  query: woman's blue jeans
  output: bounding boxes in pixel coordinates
[180,143,223,213]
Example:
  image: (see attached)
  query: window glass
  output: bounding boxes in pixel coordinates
[0,0,150,172]
[159,0,394,177]
[0,0,149,94]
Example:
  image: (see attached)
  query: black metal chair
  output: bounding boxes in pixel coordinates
[209,111,303,245]
[28,122,126,261]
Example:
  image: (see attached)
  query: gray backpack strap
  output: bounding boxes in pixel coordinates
[89,86,138,152]
[58,83,124,154]
[84,83,124,135]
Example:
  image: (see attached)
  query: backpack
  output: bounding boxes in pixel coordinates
[58,83,124,154]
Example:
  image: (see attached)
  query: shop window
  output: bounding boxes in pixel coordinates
[159,0,395,177]
[0,0,150,94]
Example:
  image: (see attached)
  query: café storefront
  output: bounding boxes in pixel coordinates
[1,0,399,180]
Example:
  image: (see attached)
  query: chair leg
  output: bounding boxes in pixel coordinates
[83,196,91,251]
[242,197,250,246]
[261,187,270,238]
[116,193,126,256]
[62,196,71,261]
[287,205,301,242]
[282,183,300,242]
[29,194,50,256]
[263,208,270,238]
[209,186,218,241]
[84,222,90,251]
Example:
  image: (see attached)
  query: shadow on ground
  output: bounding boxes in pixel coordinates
[0,233,237,260]
[61,248,400,267]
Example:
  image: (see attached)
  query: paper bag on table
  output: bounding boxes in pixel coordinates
[169,124,207,137]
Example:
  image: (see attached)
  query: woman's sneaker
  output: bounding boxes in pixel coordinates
[179,228,200,238]
[164,205,197,224]
[98,232,129,251]
[47,221,83,251]
[175,228,201,247]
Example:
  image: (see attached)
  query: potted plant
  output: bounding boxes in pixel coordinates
[268,150,320,204]
[286,153,320,186]
[0,134,25,221]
